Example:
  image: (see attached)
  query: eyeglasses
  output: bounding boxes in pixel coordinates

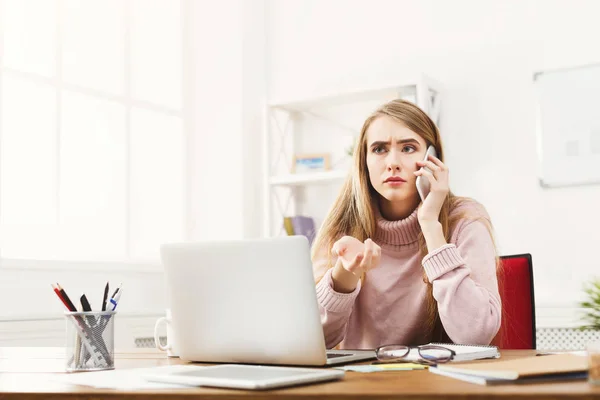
[374,344,455,365]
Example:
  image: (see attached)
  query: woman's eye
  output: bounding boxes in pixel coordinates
[373,146,386,154]
[402,146,416,153]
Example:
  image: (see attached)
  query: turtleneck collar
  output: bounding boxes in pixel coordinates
[373,205,421,247]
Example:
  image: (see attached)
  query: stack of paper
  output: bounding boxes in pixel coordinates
[425,343,500,362]
[429,354,588,385]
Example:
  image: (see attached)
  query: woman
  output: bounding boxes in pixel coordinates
[312,99,501,349]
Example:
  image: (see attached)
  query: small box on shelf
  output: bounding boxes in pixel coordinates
[292,153,330,174]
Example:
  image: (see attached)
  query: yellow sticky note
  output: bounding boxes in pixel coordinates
[378,363,428,370]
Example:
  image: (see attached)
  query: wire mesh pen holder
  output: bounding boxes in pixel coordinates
[64,311,116,372]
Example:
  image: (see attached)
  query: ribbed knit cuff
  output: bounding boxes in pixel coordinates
[315,268,361,313]
[422,244,465,281]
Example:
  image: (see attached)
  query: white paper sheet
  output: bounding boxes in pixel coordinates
[57,365,203,390]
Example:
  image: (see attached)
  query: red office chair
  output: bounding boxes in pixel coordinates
[493,253,536,349]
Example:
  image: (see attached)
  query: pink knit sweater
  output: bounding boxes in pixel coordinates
[313,200,501,349]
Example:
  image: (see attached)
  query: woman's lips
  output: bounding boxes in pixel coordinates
[384,176,407,184]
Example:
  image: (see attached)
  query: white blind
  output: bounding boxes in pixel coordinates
[0,0,186,262]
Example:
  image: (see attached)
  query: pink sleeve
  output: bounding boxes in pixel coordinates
[421,220,502,345]
[313,250,361,349]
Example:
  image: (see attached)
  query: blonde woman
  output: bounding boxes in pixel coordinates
[312,99,501,349]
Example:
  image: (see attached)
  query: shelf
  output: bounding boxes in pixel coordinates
[269,170,348,186]
[268,85,403,112]
[267,75,442,112]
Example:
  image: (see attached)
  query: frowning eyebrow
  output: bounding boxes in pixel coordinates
[369,138,421,148]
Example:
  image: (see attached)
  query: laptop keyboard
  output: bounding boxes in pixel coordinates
[326,353,353,359]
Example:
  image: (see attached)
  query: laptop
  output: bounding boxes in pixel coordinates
[160,236,375,366]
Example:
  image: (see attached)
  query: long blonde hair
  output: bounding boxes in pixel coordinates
[311,99,500,343]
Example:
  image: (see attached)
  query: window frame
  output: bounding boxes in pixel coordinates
[0,0,192,270]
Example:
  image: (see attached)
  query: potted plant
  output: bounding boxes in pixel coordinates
[580,277,600,330]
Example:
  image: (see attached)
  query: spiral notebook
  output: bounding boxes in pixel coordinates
[409,343,500,363]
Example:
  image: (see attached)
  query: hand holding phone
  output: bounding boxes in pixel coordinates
[415,146,438,201]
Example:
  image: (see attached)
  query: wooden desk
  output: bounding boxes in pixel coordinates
[0,348,598,399]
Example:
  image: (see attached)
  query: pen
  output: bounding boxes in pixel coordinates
[56,283,77,312]
[109,288,123,311]
[105,282,121,312]
[52,284,81,366]
[110,282,122,300]
[101,282,109,312]
[51,284,71,311]
[79,294,93,362]
[80,294,92,312]
[80,293,97,325]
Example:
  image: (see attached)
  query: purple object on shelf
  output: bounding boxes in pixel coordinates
[291,216,316,245]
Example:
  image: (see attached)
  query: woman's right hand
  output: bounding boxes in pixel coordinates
[330,236,381,293]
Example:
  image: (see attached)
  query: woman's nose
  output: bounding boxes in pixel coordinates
[386,150,402,171]
[386,159,401,172]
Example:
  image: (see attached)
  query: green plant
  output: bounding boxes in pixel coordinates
[346,144,354,157]
[346,136,358,157]
[580,277,600,330]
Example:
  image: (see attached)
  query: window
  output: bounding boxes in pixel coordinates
[0,0,187,263]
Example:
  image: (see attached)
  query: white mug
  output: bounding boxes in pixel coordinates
[154,309,178,357]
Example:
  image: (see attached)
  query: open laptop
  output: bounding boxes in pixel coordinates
[160,236,375,366]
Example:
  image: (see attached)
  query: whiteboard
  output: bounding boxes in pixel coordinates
[534,63,600,187]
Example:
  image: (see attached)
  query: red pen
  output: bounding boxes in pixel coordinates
[51,284,71,311]
[53,283,77,312]
[57,283,77,311]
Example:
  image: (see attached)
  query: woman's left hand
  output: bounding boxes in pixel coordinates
[414,154,450,225]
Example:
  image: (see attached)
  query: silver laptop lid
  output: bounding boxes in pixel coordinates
[160,236,328,366]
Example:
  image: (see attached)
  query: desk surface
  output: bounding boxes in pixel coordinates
[0,348,598,399]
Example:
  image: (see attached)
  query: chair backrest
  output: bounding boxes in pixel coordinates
[495,253,536,349]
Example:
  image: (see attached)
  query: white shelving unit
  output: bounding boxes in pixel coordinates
[269,170,348,187]
[263,75,443,237]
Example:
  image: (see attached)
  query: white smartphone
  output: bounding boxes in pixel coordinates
[416,145,438,201]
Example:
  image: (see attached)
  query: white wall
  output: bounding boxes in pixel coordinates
[189,0,265,241]
[265,0,600,325]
